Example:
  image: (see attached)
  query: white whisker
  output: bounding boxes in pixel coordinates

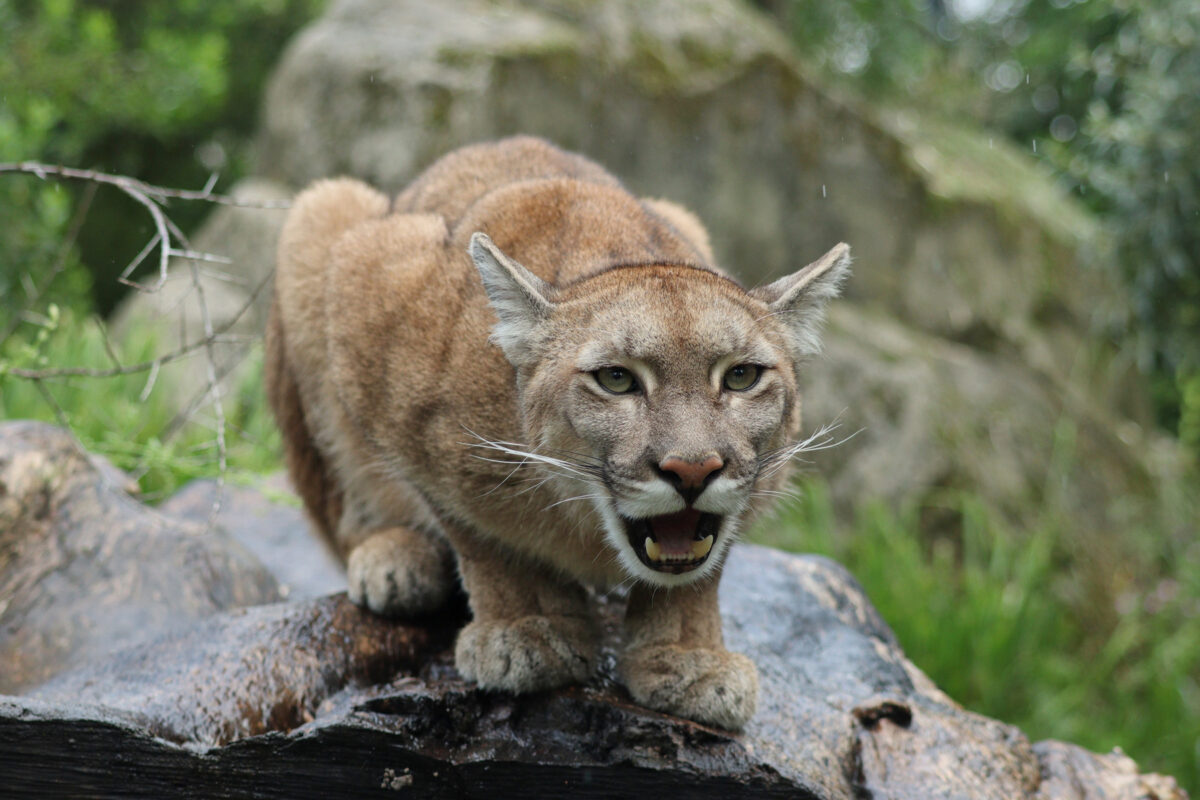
[543,493,605,511]
[758,415,863,479]
[460,426,600,482]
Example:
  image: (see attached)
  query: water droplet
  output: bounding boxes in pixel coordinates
[1032,139,1037,153]
[821,185,827,198]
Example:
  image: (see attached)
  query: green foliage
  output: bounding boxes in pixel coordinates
[0,309,280,499]
[753,481,1200,792]
[0,0,324,316]
[766,0,1200,446]
[2,1,1194,789]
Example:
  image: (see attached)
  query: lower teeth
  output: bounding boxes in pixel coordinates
[642,534,714,563]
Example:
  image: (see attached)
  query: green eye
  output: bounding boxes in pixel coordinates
[594,366,638,394]
[723,364,761,392]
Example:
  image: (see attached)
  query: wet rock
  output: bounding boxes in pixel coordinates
[0,421,282,694]
[159,475,345,601]
[0,486,1185,799]
[30,593,450,746]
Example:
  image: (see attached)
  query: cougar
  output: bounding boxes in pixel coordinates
[265,136,850,730]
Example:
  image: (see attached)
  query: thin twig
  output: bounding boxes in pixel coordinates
[93,315,123,369]
[0,162,292,209]
[171,217,229,528]
[6,274,269,380]
[31,379,73,431]
[159,345,256,444]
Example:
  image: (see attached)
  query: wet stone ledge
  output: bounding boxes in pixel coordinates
[0,422,1187,799]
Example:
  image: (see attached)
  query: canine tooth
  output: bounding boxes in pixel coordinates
[692,535,714,559]
[645,538,662,561]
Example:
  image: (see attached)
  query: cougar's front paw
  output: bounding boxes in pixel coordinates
[455,615,597,693]
[347,529,452,617]
[620,645,759,731]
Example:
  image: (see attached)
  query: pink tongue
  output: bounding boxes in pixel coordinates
[650,508,702,556]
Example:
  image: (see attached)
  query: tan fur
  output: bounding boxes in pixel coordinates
[265,136,850,730]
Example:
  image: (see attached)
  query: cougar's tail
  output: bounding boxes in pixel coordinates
[265,178,390,545]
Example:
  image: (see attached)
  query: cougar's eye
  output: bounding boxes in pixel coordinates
[723,364,761,392]
[594,366,638,394]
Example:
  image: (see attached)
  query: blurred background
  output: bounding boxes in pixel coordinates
[1,0,1196,789]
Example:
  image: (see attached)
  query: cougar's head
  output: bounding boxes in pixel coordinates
[470,233,850,587]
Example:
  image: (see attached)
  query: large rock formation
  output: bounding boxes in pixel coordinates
[112,0,1184,547]
[0,424,1185,798]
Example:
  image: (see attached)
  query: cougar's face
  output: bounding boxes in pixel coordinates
[525,269,801,587]
[470,232,848,588]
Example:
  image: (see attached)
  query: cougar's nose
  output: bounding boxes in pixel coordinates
[657,454,724,504]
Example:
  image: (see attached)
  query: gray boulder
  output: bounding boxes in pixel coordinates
[249,0,1185,533]
[108,0,1186,566]
[0,421,281,694]
[257,0,1107,385]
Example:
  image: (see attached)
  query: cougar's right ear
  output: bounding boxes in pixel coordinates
[469,232,556,367]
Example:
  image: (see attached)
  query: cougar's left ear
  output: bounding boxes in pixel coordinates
[750,242,851,357]
[469,232,556,367]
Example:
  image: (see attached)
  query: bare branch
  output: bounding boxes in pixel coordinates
[1,161,284,524]
[0,162,292,209]
[5,274,270,380]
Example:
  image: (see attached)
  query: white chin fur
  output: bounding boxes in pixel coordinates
[593,500,740,588]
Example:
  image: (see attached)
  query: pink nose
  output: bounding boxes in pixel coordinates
[658,455,724,489]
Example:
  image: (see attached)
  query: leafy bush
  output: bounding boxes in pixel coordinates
[0,307,280,499]
[764,0,1200,446]
[0,0,324,316]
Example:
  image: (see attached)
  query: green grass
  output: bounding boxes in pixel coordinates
[752,482,1200,793]
[0,307,280,499]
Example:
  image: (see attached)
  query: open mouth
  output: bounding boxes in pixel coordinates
[621,509,722,574]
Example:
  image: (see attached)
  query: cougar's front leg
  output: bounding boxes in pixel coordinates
[337,482,456,618]
[345,527,455,617]
[447,527,598,693]
[620,575,759,731]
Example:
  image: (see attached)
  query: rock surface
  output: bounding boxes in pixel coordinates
[799,305,1162,529]
[1,554,1185,799]
[0,423,1186,798]
[159,475,345,601]
[0,421,281,694]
